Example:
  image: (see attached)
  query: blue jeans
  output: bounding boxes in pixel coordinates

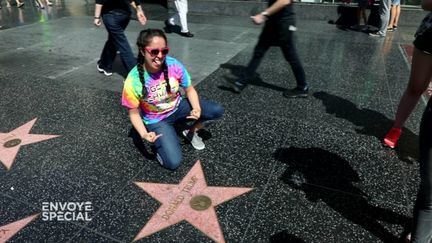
[100,11,136,72]
[145,98,224,170]
[378,0,391,35]
[412,98,432,243]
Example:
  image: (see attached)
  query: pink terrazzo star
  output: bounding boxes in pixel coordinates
[134,160,253,243]
[0,214,39,242]
[0,118,60,170]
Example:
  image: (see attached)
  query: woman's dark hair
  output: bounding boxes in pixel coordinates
[136,29,170,97]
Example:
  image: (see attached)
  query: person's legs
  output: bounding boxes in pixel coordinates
[99,33,117,73]
[384,48,432,148]
[35,0,44,8]
[279,33,307,90]
[356,7,362,26]
[393,48,432,129]
[194,99,224,129]
[15,0,23,7]
[388,5,396,29]
[146,120,183,170]
[356,0,368,26]
[171,98,224,149]
[172,98,224,131]
[168,12,178,26]
[411,99,432,243]
[361,7,367,25]
[242,37,271,84]
[231,38,270,93]
[174,0,189,33]
[102,12,136,72]
[393,5,401,28]
[378,0,391,35]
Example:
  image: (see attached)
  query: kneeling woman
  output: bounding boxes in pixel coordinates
[122,29,224,170]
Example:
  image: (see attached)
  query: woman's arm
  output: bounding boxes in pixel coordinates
[251,0,291,25]
[184,86,201,119]
[129,108,161,142]
[131,1,147,25]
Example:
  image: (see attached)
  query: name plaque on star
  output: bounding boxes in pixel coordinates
[133,160,253,243]
[190,195,212,211]
[3,138,22,148]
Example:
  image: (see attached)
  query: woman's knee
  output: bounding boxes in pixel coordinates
[211,103,224,119]
[158,153,183,170]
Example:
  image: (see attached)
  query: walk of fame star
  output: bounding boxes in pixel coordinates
[133,160,253,243]
[0,118,60,170]
[0,214,39,242]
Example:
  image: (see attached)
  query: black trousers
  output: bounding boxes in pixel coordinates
[242,21,307,89]
[412,98,432,243]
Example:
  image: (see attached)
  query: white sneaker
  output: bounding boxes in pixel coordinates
[97,63,113,76]
[182,130,205,150]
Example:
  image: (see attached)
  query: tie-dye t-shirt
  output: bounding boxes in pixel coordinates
[121,56,191,124]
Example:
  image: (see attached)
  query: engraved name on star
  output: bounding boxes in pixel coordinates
[133,160,253,243]
[0,118,60,170]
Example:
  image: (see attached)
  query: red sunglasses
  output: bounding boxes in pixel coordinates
[144,47,170,57]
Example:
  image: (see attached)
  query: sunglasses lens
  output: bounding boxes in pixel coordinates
[150,49,159,56]
[145,48,169,56]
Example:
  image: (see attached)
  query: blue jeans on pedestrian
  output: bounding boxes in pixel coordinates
[100,11,136,73]
[412,98,432,243]
[145,98,224,170]
[378,0,391,35]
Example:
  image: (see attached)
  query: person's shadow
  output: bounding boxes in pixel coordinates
[217,63,287,93]
[314,91,418,164]
[128,127,156,160]
[275,147,410,242]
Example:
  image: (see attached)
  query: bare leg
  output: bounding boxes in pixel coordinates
[361,8,367,25]
[388,5,396,28]
[356,7,361,25]
[393,5,400,27]
[393,48,432,128]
